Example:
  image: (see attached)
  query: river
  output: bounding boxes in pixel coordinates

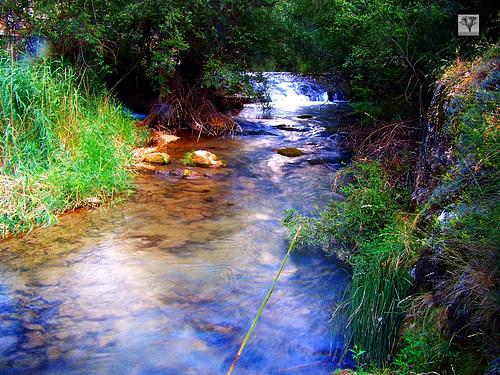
[0,74,353,374]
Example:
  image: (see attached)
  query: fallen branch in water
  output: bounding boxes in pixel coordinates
[227,225,303,375]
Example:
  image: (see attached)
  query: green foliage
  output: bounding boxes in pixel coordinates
[268,0,497,119]
[284,161,402,257]
[430,191,499,357]
[4,1,496,120]
[349,344,367,369]
[182,151,196,167]
[0,55,145,237]
[6,0,280,95]
[392,309,450,373]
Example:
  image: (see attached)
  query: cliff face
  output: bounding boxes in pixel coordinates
[410,53,499,371]
[412,56,499,207]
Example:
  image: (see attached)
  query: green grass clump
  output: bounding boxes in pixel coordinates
[345,222,414,366]
[392,308,450,373]
[0,55,145,237]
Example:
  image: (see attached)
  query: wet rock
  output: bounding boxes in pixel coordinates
[150,131,179,147]
[143,152,171,165]
[236,119,280,136]
[12,353,44,370]
[182,169,204,179]
[192,339,209,351]
[185,150,225,168]
[277,147,304,157]
[275,124,308,132]
[131,162,157,173]
[244,129,279,136]
[296,114,313,119]
[306,156,343,165]
[98,335,115,348]
[47,346,61,361]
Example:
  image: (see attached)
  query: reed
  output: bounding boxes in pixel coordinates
[227,225,303,375]
[0,54,145,237]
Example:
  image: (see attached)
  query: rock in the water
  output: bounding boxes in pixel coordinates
[277,147,304,157]
[151,131,179,146]
[296,114,313,119]
[143,152,171,165]
[276,124,308,132]
[182,169,204,179]
[132,162,157,173]
[184,150,225,168]
[21,331,44,349]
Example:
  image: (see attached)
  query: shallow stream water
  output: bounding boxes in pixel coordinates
[0,81,353,374]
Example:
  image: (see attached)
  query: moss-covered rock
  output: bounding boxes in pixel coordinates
[143,152,171,164]
[277,147,303,157]
[183,150,225,168]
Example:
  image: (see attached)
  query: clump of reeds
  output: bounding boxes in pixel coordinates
[0,54,144,237]
[341,222,415,366]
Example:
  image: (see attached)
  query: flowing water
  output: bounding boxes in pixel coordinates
[0,74,353,374]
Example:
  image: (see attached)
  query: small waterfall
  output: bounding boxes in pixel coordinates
[255,72,347,107]
[264,72,327,104]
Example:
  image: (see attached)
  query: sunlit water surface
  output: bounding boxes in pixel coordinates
[0,98,353,374]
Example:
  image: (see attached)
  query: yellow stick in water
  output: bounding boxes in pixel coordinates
[227,225,303,375]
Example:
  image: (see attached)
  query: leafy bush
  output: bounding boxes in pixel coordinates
[284,161,402,258]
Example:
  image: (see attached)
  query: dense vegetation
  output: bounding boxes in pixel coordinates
[285,50,499,374]
[0,55,145,237]
[3,1,498,118]
[0,0,498,373]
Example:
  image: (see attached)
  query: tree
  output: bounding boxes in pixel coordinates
[460,15,478,32]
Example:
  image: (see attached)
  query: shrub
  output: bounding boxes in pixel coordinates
[284,161,402,258]
[393,308,450,373]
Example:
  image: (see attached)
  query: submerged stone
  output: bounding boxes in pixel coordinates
[150,131,179,149]
[143,152,171,165]
[276,124,308,132]
[277,147,304,157]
